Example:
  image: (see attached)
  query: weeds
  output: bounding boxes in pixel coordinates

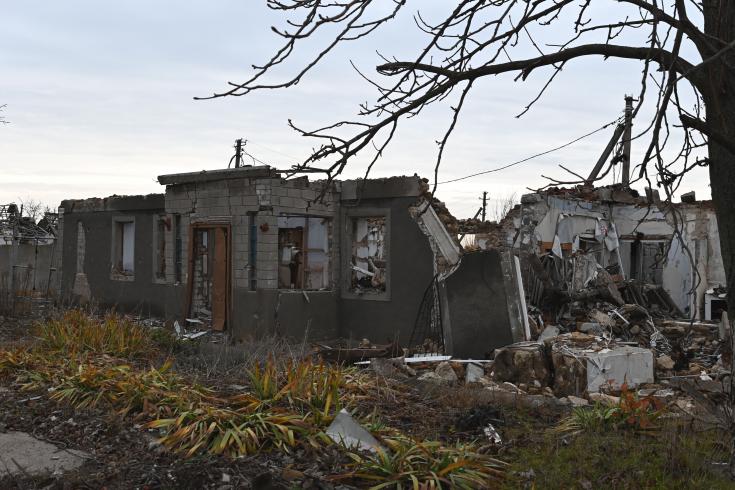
[556,385,665,437]
[337,435,507,489]
[36,310,158,358]
[0,311,509,486]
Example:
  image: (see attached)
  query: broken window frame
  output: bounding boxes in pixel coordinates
[152,214,169,283]
[276,214,332,291]
[628,239,666,285]
[341,208,391,301]
[110,216,135,281]
[173,214,183,284]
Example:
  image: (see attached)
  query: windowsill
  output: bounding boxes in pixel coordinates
[110,271,135,282]
[277,288,333,293]
[152,277,169,285]
[342,289,391,302]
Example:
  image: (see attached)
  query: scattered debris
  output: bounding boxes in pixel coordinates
[325,409,384,453]
[656,354,675,371]
[483,424,502,444]
[465,362,485,384]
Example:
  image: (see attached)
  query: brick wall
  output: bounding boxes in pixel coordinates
[164,176,339,292]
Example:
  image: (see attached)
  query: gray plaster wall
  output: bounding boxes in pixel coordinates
[60,195,184,318]
[439,250,519,359]
[54,176,438,344]
[231,289,338,341]
[338,196,435,344]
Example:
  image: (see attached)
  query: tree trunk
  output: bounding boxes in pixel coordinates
[702,0,735,478]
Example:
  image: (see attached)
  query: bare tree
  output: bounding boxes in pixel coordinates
[490,192,518,223]
[17,198,51,223]
[202,2,735,469]
[0,104,8,125]
[200,0,735,281]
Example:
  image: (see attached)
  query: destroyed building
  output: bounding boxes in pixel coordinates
[0,203,58,315]
[56,168,468,343]
[515,186,724,321]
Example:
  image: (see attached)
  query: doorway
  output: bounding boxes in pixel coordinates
[187,225,230,331]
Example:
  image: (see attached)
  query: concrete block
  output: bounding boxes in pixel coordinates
[493,342,551,387]
[465,362,485,384]
[552,344,654,396]
[538,325,560,341]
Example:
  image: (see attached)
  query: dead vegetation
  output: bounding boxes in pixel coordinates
[0,311,508,488]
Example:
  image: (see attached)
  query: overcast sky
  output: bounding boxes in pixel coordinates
[1,1,711,218]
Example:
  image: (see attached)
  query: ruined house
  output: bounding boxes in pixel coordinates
[57,167,464,343]
[0,203,58,315]
[473,185,726,322]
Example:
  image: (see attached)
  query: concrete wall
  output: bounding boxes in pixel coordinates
[439,250,526,358]
[162,170,340,340]
[338,196,435,343]
[57,171,440,345]
[59,194,184,318]
[232,289,338,341]
[0,240,56,313]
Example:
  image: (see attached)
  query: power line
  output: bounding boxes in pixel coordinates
[433,117,624,185]
[246,140,301,162]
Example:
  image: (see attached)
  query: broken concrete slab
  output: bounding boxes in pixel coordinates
[566,395,590,407]
[493,342,552,387]
[0,431,88,477]
[586,346,654,393]
[656,355,675,371]
[553,344,654,396]
[439,250,527,358]
[537,325,560,342]
[465,362,485,384]
[434,361,459,385]
[326,409,383,453]
[588,392,621,406]
[578,322,603,335]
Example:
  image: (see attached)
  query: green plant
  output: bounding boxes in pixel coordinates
[556,385,665,436]
[336,435,507,489]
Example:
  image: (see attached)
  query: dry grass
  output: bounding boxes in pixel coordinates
[0,311,510,487]
[36,309,159,358]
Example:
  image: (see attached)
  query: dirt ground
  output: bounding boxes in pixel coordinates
[0,315,534,489]
[0,314,730,489]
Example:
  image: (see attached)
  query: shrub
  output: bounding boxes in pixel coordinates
[36,310,155,358]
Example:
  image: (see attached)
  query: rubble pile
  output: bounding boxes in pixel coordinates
[360,289,727,419]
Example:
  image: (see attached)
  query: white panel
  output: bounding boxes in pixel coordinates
[307,218,328,251]
[122,222,135,272]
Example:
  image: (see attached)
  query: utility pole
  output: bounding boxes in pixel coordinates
[621,95,633,187]
[481,191,488,222]
[234,138,243,168]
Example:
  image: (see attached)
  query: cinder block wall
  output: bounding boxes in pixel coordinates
[164,176,340,340]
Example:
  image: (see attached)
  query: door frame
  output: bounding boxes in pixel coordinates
[185,222,232,330]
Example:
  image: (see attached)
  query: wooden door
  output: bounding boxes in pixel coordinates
[211,227,228,331]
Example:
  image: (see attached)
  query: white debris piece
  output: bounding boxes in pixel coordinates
[483,424,502,444]
[465,362,485,384]
[326,409,384,453]
[586,346,654,393]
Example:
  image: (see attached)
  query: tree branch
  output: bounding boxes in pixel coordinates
[378,43,702,88]
[680,114,735,156]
